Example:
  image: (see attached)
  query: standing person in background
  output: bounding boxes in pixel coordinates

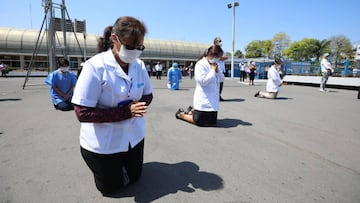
[175,45,223,127]
[188,62,194,79]
[71,16,153,196]
[254,58,283,99]
[45,58,77,111]
[167,62,182,90]
[239,61,247,82]
[146,63,151,77]
[155,61,163,80]
[319,53,333,92]
[213,37,228,101]
[0,62,8,78]
[248,61,256,85]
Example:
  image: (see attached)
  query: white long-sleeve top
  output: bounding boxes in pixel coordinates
[266,65,282,93]
[193,57,219,111]
[71,49,152,154]
[321,58,332,73]
[216,53,226,82]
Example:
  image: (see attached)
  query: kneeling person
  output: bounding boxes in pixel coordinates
[254,58,283,99]
[45,58,77,111]
[175,45,223,127]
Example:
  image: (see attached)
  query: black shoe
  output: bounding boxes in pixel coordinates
[175,108,184,119]
[186,106,193,114]
[254,91,260,97]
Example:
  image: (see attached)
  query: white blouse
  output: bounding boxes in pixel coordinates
[72,49,152,154]
[193,57,220,112]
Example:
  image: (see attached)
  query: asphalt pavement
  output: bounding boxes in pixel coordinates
[1,76,359,203]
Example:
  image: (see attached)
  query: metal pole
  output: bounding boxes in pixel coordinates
[231,0,235,78]
[48,0,56,72]
[83,32,87,60]
[61,0,67,59]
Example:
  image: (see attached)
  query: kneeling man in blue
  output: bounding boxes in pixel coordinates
[167,62,182,90]
[45,58,77,111]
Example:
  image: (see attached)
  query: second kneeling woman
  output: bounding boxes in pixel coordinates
[175,45,223,127]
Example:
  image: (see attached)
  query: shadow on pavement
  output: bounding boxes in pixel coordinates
[216,118,252,128]
[275,97,293,100]
[0,98,22,102]
[108,161,224,202]
[221,98,245,102]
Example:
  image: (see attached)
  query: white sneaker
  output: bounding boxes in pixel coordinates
[319,89,326,92]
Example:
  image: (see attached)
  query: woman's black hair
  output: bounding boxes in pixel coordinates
[57,58,69,67]
[198,45,224,61]
[207,45,223,57]
[97,16,147,53]
[274,58,282,65]
[97,26,113,53]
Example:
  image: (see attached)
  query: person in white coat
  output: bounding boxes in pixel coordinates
[175,45,223,127]
[254,58,283,99]
[320,53,333,92]
[71,16,153,196]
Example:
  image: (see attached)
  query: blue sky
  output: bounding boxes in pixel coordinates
[1,0,359,53]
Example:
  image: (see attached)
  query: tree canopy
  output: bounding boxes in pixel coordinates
[237,32,355,62]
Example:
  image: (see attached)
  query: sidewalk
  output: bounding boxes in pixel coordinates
[1,77,359,203]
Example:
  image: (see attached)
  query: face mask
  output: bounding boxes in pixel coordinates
[118,45,142,64]
[209,57,219,64]
[60,66,69,72]
[115,36,143,64]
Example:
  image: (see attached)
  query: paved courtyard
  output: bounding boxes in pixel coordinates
[0,76,359,203]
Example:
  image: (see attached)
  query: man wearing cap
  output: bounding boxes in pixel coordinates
[213,37,228,101]
[167,62,182,90]
[254,58,283,99]
[320,53,333,92]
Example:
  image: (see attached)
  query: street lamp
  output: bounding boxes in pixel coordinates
[83,32,87,61]
[227,1,239,78]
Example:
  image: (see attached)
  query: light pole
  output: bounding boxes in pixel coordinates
[83,32,87,61]
[227,0,239,78]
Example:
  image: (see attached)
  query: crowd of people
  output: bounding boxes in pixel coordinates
[5,15,350,198]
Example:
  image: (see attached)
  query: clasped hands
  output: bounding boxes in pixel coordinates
[129,100,147,117]
[210,63,219,73]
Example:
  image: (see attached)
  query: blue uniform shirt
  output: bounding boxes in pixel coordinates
[45,70,77,105]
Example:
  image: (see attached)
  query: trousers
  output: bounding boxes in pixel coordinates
[80,139,144,195]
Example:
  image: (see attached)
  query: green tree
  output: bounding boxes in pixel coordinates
[272,32,291,58]
[234,50,244,58]
[329,35,353,63]
[245,40,272,58]
[284,38,321,61]
[315,39,331,60]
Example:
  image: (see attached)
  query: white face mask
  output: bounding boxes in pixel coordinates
[209,57,220,64]
[60,66,69,72]
[118,45,142,63]
[115,36,142,64]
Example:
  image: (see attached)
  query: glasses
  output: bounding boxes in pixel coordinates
[116,36,145,51]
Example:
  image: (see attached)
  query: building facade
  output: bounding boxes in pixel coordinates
[0,27,209,73]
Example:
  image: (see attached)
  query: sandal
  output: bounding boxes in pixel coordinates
[186,106,193,114]
[175,108,184,119]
